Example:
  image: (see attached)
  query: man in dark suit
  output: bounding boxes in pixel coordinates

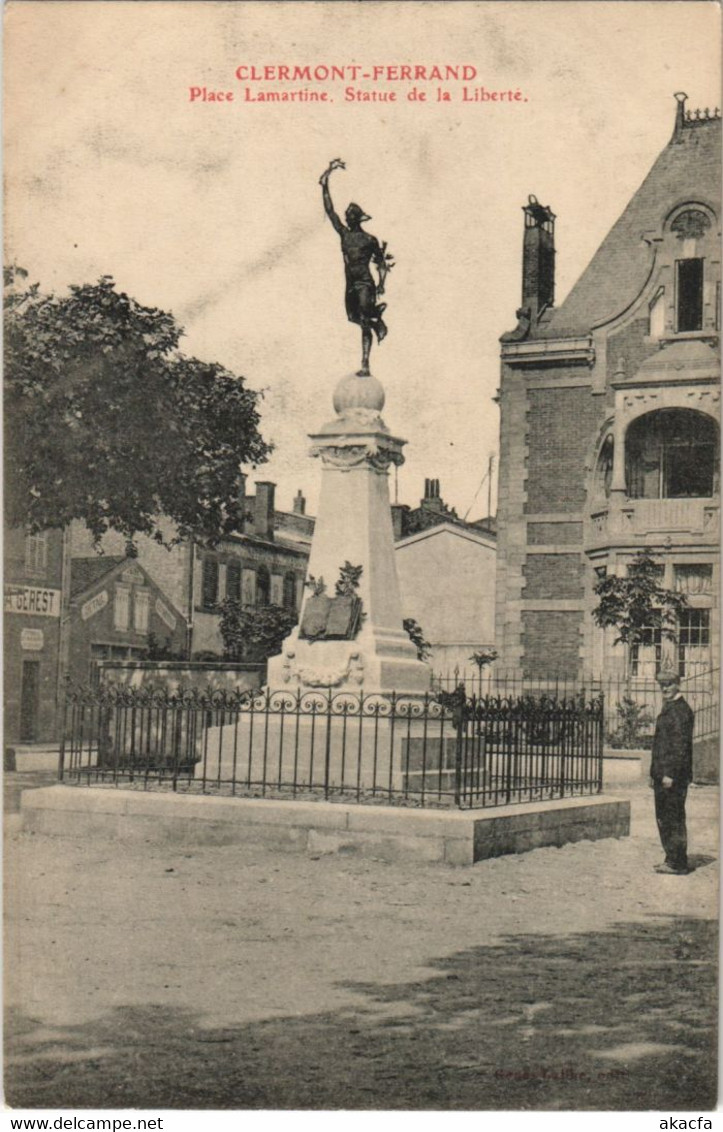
[650,667,694,875]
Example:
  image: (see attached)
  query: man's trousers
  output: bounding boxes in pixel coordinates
[653,781,689,871]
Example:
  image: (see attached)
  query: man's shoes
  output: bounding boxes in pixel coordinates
[654,863,691,875]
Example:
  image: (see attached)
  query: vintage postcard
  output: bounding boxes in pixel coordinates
[3,0,720,1121]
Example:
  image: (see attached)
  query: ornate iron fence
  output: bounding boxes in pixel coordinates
[432,667,718,750]
[59,685,604,810]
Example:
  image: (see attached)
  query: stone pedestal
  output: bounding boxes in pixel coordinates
[267,372,430,695]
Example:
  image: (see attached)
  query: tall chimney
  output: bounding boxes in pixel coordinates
[522,195,555,317]
[293,489,306,516]
[391,503,410,540]
[236,472,247,531]
[253,481,276,541]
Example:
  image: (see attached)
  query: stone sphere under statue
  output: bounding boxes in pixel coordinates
[333,372,385,416]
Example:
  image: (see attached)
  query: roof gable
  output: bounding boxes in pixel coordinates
[70,557,126,598]
[395,521,497,552]
[535,118,721,340]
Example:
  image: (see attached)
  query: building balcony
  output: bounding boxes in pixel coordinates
[588,497,719,543]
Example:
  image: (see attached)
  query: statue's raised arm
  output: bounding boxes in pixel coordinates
[319,158,346,235]
[319,159,393,377]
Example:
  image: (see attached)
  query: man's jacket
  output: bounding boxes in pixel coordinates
[650,696,694,784]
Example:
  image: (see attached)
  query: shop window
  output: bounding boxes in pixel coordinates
[626,409,718,499]
[133,590,150,633]
[676,258,703,332]
[226,560,241,602]
[90,643,148,685]
[24,532,48,578]
[114,586,130,631]
[202,559,219,608]
[256,565,270,606]
[90,643,112,685]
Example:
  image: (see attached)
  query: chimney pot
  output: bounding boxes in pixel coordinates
[293,489,306,516]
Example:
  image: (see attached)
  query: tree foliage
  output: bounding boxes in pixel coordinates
[217,600,297,663]
[469,647,497,671]
[146,633,186,662]
[606,696,654,750]
[592,551,687,646]
[403,618,431,662]
[4,267,271,549]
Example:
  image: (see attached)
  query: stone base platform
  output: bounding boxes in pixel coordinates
[603,747,647,786]
[20,786,630,866]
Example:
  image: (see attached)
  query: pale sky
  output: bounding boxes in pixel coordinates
[5,1,721,520]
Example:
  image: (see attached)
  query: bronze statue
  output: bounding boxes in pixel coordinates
[319,159,393,376]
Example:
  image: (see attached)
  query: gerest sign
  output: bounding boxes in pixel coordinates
[4,585,61,618]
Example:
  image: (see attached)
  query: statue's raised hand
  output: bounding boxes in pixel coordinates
[319,158,346,184]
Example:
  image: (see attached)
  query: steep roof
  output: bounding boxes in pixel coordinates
[533,112,721,340]
[70,556,126,598]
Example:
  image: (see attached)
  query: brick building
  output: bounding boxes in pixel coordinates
[69,480,313,658]
[495,95,720,679]
[4,527,68,743]
[192,482,312,656]
[67,557,186,685]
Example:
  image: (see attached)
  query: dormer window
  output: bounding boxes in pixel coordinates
[676,258,704,331]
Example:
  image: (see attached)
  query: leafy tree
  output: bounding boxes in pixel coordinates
[146,633,186,662]
[217,600,297,663]
[4,267,271,550]
[606,696,654,750]
[592,550,687,649]
[469,647,497,672]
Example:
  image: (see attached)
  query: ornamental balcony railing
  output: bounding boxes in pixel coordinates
[589,498,719,541]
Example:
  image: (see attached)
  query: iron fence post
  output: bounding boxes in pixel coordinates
[453,721,463,807]
[323,688,333,800]
[58,683,68,782]
[596,693,604,792]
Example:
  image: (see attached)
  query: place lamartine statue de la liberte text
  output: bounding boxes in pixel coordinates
[188,62,528,104]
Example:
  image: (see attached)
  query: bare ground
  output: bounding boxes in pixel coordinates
[3,778,718,1111]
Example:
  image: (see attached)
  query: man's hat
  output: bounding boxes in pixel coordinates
[656,666,680,686]
[345,202,371,222]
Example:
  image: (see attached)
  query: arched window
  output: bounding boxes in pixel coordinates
[594,435,614,499]
[668,207,715,334]
[256,565,270,606]
[625,410,718,499]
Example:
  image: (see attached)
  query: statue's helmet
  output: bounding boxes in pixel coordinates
[345,202,371,224]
